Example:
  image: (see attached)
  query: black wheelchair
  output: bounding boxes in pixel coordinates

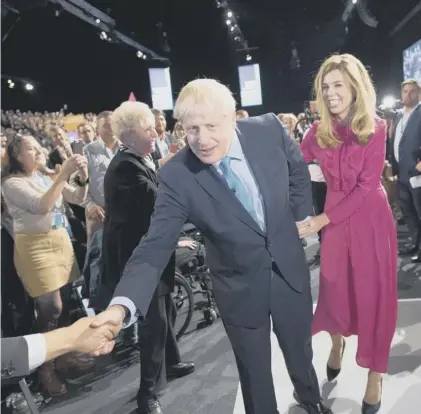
[172,224,219,340]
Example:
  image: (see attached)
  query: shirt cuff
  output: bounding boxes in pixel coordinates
[109,296,140,328]
[24,334,46,372]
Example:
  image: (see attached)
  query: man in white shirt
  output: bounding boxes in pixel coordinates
[83,111,120,242]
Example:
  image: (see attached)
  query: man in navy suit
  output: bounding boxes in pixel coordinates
[91,79,331,414]
[390,79,421,261]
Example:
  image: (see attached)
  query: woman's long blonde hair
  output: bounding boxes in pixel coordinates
[314,54,377,148]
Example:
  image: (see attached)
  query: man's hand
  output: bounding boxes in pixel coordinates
[65,317,119,357]
[178,239,197,249]
[88,305,126,355]
[87,204,105,222]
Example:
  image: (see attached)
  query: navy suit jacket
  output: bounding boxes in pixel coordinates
[113,113,313,328]
[390,104,421,181]
[1,337,30,381]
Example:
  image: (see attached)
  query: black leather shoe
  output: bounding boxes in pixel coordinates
[166,362,195,378]
[362,379,382,414]
[293,391,333,413]
[137,395,163,414]
[327,337,346,382]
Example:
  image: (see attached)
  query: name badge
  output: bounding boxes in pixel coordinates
[54,214,63,228]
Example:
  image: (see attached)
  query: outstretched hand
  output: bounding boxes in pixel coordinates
[88,305,127,356]
[66,316,119,357]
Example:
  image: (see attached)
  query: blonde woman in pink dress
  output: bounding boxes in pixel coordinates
[299,54,398,414]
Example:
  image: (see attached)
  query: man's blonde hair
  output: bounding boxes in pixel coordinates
[111,101,154,139]
[174,79,236,121]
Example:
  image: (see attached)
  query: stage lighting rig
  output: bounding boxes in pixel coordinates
[216,1,259,63]
[48,0,170,64]
[342,0,378,28]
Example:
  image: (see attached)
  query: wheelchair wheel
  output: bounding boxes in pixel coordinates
[172,271,194,340]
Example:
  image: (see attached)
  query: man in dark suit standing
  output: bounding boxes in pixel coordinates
[93,80,331,414]
[389,79,421,261]
[98,101,193,414]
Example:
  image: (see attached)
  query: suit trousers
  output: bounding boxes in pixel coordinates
[397,179,421,249]
[224,270,320,414]
[137,293,181,399]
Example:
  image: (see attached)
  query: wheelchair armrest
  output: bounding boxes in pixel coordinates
[181,223,196,233]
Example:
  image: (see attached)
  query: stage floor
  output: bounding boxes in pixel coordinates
[16,230,421,413]
[233,299,421,414]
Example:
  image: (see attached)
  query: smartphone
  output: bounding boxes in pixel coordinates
[72,140,85,155]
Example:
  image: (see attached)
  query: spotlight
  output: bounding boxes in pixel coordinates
[352,0,357,4]
[137,51,144,58]
[7,79,12,84]
[9,82,15,89]
[227,11,233,18]
[382,96,396,109]
[226,19,231,25]
[96,19,101,24]
[230,26,234,32]
[25,83,34,91]
[246,54,252,62]
[99,31,107,40]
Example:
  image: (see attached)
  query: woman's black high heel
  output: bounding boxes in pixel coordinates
[326,337,346,382]
[362,378,382,414]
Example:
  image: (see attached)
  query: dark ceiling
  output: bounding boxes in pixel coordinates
[2,0,420,114]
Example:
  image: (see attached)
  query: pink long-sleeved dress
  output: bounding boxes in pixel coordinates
[300,118,398,373]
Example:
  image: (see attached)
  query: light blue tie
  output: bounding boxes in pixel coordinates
[219,156,258,223]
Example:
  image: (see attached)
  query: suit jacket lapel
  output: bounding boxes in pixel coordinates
[190,150,264,235]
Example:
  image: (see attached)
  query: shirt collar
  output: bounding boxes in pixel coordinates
[213,132,243,168]
[99,137,120,155]
[402,101,420,117]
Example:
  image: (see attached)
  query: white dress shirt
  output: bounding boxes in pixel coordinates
[24,334,46,371]
[394,102,421,162]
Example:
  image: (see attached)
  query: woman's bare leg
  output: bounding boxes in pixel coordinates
[364,370,382,404]
[327,334,344,369]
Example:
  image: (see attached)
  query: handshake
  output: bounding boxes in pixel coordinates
[63,306,127,357]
